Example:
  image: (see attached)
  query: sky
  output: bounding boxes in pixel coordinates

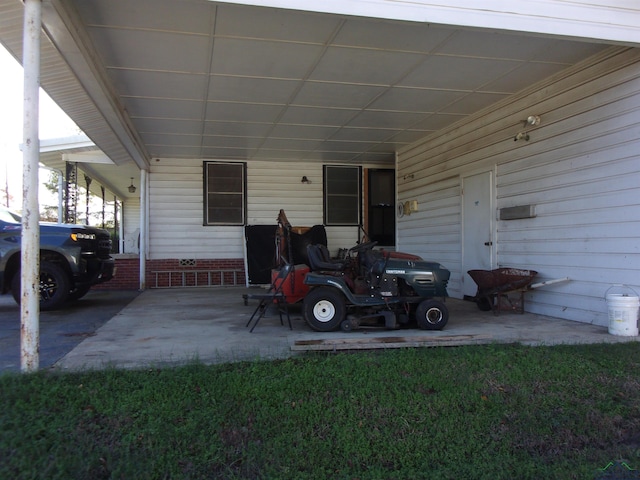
[0,45,81,210]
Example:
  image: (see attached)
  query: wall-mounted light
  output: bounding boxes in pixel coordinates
[514,115,541,142]
[525,115,541,126]
[128,177,136,193]
[301,176,311,184]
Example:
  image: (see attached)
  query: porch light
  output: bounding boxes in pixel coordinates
[128,177,136,193]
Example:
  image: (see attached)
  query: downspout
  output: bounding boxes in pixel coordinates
[139,169,147,290]
[21,0,42,373]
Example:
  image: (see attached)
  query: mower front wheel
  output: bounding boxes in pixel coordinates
[303,287,346,332]
[415,299,449,330]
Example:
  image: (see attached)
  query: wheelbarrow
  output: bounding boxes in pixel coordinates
[467,268,538,314]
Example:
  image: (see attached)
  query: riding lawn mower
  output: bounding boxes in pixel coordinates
[271,210,451,333]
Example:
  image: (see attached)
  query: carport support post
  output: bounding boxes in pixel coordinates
[21,0,42,373]
[139,169,147,290]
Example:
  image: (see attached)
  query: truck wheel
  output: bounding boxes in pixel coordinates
[415,299,448,330]
[11,261,70,311]
[68,285,91,301]
[303,287,346,332]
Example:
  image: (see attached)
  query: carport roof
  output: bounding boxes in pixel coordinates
[0,0,631,175]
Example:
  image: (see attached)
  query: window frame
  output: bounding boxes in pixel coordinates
[203,161,247,226]
[323,165,362,226]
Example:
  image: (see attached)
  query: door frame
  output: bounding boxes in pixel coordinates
[461,168,497,296]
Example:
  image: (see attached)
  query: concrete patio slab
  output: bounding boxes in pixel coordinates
[54,286,639,371]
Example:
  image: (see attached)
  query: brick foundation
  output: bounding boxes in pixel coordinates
[93,256,245,290]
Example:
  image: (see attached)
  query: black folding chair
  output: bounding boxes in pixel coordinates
[245,263,293,333]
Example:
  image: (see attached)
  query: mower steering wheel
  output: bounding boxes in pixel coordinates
[348,240,378,254]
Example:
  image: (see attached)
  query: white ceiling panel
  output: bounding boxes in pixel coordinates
[205,102,284,123]
[108,69,208,100]
[368,88,468,113]
[260,138,325,151]
[278,106,359,126]
[292,82,386,109]
[531,39,609,63]
[214,3,341,43]
[329,127,402,142]
[201,135,265,149]
[203,121,274,137]
[88,28,211,72]
[139,133,202,147]
[207,76,298,104]
[435,30,557,60]
[309,47,425,85]
[134,118,204,135]
[201,146,257,159]
[399,56,521,91]
[210,38,324,78]
[333,17,453,52]
[347,111,429,130]
[269,124,340,140]
[76,0,214,34]
[147,145,204,158]
[123,97,204,119]
[0,0,612,176]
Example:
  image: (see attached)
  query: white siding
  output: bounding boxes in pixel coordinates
[397,175,462,293]
[148,159,384,259]
[397,46,640,326]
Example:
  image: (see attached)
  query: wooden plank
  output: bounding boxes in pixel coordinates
[292,334,493,351]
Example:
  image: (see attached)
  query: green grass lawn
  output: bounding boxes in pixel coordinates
[1,343,639,479]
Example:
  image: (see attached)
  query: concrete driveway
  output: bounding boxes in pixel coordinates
[48,286,639,371]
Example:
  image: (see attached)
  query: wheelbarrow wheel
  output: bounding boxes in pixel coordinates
[303,287,346,332]
[476,296,493,311]
[415,299,448,330]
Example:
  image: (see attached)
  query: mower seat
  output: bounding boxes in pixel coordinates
[306,244,347,272]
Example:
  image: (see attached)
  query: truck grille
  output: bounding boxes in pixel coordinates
[97,233,112,258]
[77,232,112,258]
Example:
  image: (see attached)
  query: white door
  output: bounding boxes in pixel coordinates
[462,171,494,297]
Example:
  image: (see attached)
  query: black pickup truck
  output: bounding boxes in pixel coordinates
[0,207,115,310]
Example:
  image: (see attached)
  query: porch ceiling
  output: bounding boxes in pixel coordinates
[0,0,612,178]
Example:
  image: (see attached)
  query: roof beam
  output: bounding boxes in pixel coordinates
[214,0,640,46]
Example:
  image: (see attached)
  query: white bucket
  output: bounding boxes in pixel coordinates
[605,286,639,336]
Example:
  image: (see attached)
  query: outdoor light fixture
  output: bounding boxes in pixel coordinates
[525,115,541,126]
[128,177,136,193]
[514,115,541,142]
[301,176,311,184]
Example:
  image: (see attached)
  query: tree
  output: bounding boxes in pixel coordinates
[40,169,60,222]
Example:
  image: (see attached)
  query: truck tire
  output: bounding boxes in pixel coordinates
[11,261,71,311]
[415,299,448,330]
[303,287,346,332]
[68,284,91,301]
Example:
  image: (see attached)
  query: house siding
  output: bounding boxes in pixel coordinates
[148,159,389,264]
[397,46,640,326]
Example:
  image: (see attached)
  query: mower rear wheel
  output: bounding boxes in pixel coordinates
[303,287,346,332]
[415,299,448,330]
